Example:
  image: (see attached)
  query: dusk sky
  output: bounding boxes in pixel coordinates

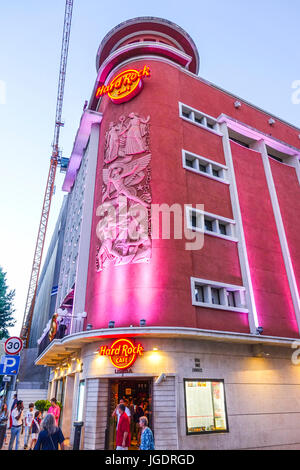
[1,0,299,336]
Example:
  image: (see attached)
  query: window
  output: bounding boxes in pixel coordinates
[179,103,221,134]
[204,219,213,232]
[184,380,228,434]
[187,207,236,242]
[182,150,228,184]
[76,380,85,422]
[211,288,221,305]
[191,277,248,313]
[195,286,204,303]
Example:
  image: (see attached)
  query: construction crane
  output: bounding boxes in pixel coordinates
[20,0,74,347]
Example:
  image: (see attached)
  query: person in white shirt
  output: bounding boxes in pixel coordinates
[24,403,34,449]
[112,398,131,428]
[8,400,24,450]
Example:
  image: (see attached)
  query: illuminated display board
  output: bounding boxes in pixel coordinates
[98,338,144,369]
[184,379,228,434]
[95,66,151,103]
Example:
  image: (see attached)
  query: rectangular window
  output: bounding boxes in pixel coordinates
[227,291,236,307]
[179,103,220,134]
[187,207,236,242]
[195,286,204,303]
[211,288,221,305]
[76,380,85,422]
[191,277,248,313]
[184,379,228,434]
[182,149,228,184]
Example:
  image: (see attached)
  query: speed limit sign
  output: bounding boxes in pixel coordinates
[4,337,23,355]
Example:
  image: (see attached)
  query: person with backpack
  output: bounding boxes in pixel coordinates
[29,410,42,450]
[33,413,65,450]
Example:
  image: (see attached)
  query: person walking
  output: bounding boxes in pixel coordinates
[8,393,18,430]
[24,403,34,449]
[133,400,144,445]
[139,416,155,450]
[0,402,8,449]
[8,400,24,450]
[33,413,65,450]
[115,404,130,450]
[47,398,60,426]
[112,398,131,428]
[29,411,42,450]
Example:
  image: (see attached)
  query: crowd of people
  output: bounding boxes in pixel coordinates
[112,398,155,450]
[0,395,65,451]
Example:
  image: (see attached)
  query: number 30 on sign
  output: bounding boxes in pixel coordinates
[4,337,23,355]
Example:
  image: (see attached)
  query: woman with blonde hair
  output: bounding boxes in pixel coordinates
[33,413,65,450]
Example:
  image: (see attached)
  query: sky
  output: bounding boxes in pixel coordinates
[0,0,300,337]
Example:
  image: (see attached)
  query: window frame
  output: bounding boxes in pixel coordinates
[184,378,229,435]
[191,277,248,313]
[182,149,229,185]
[179,102,223,137]
[186,206,238,243]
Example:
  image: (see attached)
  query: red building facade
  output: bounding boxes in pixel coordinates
[37,18,300,450]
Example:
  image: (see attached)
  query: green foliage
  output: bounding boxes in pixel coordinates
[34,400,49,412]
[34,399,62,412]
[0,266,15,339]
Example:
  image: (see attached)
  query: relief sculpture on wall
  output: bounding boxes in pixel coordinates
[96,112,152,271]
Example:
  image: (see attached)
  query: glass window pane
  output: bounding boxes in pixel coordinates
[185,380,228,434]
[204,219,213,231]
[219,224,227,235]
[195,286,204,302]
[76,380,85,422]
[211,288,221,305]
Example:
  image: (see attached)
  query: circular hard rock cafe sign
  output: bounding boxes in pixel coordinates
[95,66,151,104]
[98,338,144,369]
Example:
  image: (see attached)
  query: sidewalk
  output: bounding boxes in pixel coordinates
[1,428,71,450]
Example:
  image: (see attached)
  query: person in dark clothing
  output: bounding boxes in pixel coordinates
[0,403,8,449]
[133,401,144,444]
[34,413,65,450]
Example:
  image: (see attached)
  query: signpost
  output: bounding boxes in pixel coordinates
[4,336,23,355]
[0,355,21,376]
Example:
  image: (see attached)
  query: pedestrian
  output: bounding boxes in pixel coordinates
[8,393,18,429]
[115,403,131,450]
[8,400,24,450]
[47,398,60,426]
[139,416,155,450]
[112,398,131,428]
[24,403,34,449]
[33,413,65,450]
[29,410,42,450]
[0,402,8,449]
[133,400,144,445]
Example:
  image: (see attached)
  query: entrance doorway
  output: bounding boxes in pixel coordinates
[105,378,153,450]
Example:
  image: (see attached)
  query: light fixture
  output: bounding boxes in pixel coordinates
[140,319,146,327]
[268,118,275,126]
[108,320,115,328]
[153,347,158,351]
[234,100,241,109]
[86,324,93,330]
[256,326,263,335]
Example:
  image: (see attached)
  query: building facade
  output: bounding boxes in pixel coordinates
[35,17,300,450]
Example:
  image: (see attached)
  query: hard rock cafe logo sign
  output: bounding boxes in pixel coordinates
[95,66,151,104]
[96,111,152,272]
[98,338,144,369]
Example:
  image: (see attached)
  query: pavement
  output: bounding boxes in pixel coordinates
[1,427,71,450]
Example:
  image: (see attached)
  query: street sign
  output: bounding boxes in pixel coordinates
[0,355,21,375]
[3,376,11,382]
[4,337,23,355]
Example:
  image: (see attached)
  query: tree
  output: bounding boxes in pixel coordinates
[0,266,15,339]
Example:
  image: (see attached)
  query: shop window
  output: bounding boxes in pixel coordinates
[76,380,85,422]
[184,379,229,434]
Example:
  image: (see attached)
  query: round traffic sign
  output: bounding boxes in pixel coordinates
[4,336,23,355]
